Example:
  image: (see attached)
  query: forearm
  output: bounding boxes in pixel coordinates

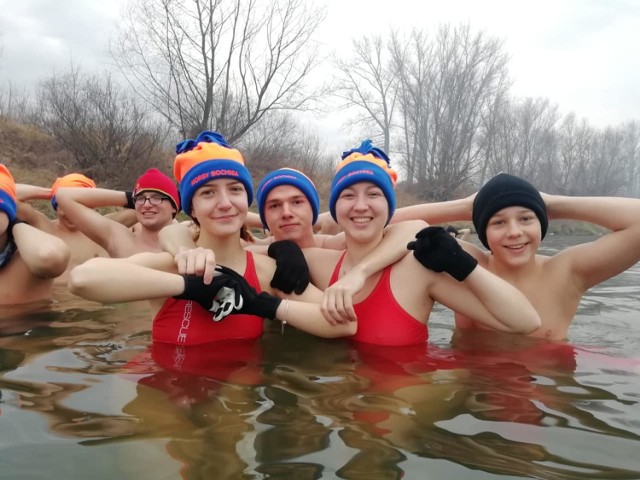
[57,187,128,209]
[276,299,356,338]
[12,223,70,277]
[355,220,427,278]
[69,258,184,303]
[391,198,472,225]
[545,194,640,231]
[463,268,541,334]
[15,184,52,201]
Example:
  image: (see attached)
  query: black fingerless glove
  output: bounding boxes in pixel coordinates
[174,272,243,321]
[267,240,310,294]
[215,266,282,319]
[125,191,136,209]
[407,226,478,281]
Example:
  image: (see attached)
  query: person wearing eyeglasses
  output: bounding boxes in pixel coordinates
[55,168,181,258]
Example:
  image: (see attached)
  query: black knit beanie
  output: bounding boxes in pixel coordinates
[472,173,548,250]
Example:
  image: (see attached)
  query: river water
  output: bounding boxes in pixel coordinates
[0,234,639,479]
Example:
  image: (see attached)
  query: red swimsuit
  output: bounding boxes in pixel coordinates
[152,251,264,345]
[329,253,428,346]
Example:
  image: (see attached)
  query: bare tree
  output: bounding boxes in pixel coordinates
[483,96,559,189]
[36,66,168,188]
[391,24,510,200]
[332,35,398,153]
[111,0,325,142]
[240,111,334,181]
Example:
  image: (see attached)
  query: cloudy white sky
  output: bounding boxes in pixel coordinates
[1,0,639,129]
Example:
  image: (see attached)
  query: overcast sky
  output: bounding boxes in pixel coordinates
[1,0,639,130]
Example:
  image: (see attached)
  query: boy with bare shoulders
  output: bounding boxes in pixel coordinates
[402,173,640,340]
[55,168,180,257]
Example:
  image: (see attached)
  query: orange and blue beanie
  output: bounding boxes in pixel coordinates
[0,164,17,224]
[329,140,398,224]
[173,131,253,215]
[51,173,96,210]
[134,168,181,213]
[256,168,320,229]
[472,173,548,250]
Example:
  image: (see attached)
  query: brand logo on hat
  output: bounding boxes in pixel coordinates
[190,169,241,187]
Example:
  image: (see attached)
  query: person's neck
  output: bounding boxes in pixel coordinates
[342,232,384,272]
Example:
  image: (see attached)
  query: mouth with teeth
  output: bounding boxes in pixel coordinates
[351,217,372,224]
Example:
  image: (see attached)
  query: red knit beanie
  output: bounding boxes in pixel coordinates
[134,168,181,212]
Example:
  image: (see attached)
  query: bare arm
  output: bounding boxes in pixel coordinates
[12,222,70,278]
[55,187,132,255]
[16,201,55,233]
[429,263,541,334]
[544,194,640,290]
[390,197,473,225]
[69,253,179,303]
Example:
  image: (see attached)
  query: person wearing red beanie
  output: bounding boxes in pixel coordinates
[54,168,179,258]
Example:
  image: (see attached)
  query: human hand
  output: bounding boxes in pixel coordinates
[174,270,243,321]
[174,247,217,285]
[321,269,362,325]
[268,240,310,294]
[407,226,478,281]
[215,265,282,319]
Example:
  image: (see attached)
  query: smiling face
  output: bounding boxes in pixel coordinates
[485,206,542,267]
[335,181,388,245]
[263,184,315,246]
[134,190,177,232]
[190,178,248,238]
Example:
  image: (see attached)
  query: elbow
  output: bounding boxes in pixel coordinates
[68,259,103,300]
[30,241,71,279]
[512,312,542,335]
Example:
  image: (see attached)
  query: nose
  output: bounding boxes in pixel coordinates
[353,192,369,210]
[281,202,293,217]
[216,189,232,209]
[506,219,522,237]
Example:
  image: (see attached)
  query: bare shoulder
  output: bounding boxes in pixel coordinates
[251,252,277,292]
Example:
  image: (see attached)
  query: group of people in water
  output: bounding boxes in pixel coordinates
[2,131,640,347]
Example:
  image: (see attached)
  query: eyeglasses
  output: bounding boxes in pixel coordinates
[134,195,168,206]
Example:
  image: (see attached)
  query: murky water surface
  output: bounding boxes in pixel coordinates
[1,235,639,479]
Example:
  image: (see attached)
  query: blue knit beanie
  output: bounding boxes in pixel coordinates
[329,140,398,224]
[256,168,320,229]
[174,131,254,215]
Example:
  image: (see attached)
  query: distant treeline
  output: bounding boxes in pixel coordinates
[1,0,638,202]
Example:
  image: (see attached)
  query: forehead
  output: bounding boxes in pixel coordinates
[135,189,164,197]
[266,184,305,201]
[491,206,535,217]
[341,181,381,192]
[199,178,242,188]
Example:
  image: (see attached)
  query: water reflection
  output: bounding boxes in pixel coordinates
[0,235,639,478]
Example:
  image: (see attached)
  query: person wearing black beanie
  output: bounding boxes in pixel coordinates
[472,173,548,250]
[394,172,640,340]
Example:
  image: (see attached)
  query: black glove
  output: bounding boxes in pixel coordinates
[125,191,136,209]
[214,266,282,320]
[174,271,243,321]
[407,226,478,281]
[267,240,310,294]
